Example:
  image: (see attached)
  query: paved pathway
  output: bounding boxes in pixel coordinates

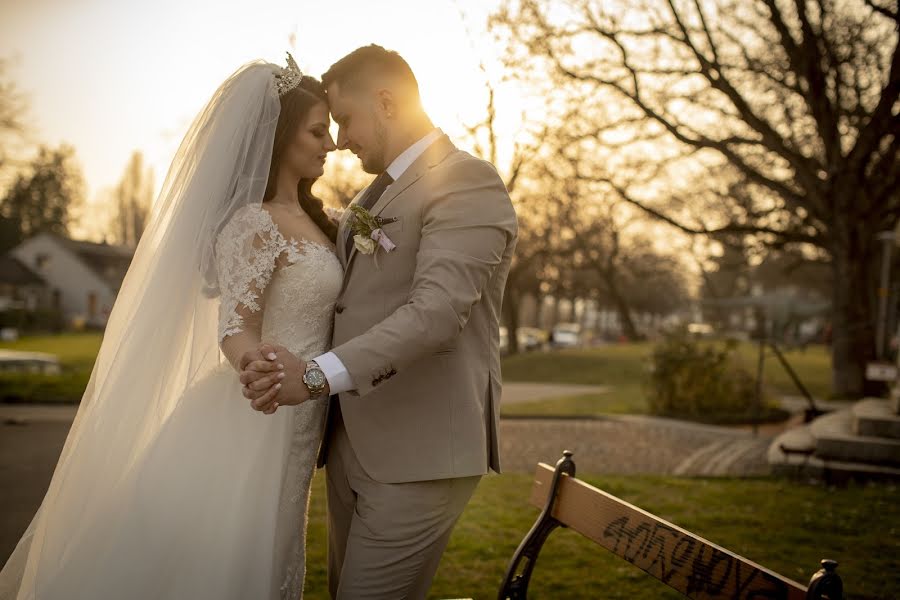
[0,418,70,562]
[499,382,609,404]
[499,415,771,476]
[778,395,853,413]
[1,403,78,423]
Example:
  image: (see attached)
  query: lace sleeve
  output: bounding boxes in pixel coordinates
[215,205,301,344]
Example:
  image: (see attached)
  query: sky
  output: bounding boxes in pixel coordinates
[1,0,524,232]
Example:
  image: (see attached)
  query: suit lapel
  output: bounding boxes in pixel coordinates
[338,187,367,267]
[343,135,456,269]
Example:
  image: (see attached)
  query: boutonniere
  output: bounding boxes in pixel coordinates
[348,205,397,257]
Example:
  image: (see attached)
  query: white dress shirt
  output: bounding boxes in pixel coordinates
[313,128,443,394]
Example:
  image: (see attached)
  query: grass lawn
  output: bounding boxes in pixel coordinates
[501,343,835,419]
[302,471,898,599]
[732,343,833,401]
[2,337,892,598]
[0,335,833,412]
[501,344,651,417]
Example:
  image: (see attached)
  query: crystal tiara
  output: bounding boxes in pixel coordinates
[275,52,303,96]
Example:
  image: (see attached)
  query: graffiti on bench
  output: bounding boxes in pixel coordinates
[501,453,840,600]
[602,515,791,598]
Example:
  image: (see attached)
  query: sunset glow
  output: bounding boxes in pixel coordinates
[2,0,527,230]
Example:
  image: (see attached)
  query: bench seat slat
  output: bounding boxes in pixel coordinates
[529,463,808,600]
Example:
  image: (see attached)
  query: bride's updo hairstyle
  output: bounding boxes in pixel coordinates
[263,75,338,243]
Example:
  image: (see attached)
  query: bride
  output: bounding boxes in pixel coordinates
[0,54,341,599]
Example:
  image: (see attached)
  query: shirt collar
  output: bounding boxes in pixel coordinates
[385,128,443,181]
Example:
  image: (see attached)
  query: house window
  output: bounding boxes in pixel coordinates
[88,292,97,319]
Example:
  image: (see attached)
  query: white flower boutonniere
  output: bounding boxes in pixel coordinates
[349,205,397,259]
[353,234,377,255]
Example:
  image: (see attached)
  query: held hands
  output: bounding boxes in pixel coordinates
[239,343,311,414]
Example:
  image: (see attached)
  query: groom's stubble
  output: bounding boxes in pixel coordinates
[367,106,390,174]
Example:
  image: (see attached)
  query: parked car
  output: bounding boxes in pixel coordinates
[550,323,581,348]
[0,350,61,374]
[499,327,551,354]
[517,327,548,352]
[687,322,715,338]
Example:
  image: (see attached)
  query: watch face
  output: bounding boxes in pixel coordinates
[306,369,326,388]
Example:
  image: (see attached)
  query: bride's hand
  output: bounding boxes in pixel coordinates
[239,347,281,373]
[239,344,285,414]
[244,345,309,412]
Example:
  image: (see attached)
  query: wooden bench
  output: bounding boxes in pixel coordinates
[498,451,843,599]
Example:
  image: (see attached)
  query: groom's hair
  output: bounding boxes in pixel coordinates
[322,45,420,102]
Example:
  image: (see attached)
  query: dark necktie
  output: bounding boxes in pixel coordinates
[344,171,394,257]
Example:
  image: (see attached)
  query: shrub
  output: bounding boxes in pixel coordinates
[649,328,788,423]
[0,308,65,333]
[0,369,89,403]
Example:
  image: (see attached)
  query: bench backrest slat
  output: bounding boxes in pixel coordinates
[529,463,808,600]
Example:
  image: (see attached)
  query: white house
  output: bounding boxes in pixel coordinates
[0,254,51,312]
[10,233,134,328]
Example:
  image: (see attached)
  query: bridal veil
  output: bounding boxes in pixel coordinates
[0,61,284,598]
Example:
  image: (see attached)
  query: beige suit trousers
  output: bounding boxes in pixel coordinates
[325,405,480,599]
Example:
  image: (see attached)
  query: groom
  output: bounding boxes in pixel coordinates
[241,45,517,598]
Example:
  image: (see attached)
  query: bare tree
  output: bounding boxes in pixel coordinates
[110,151,154,247]
[0,58,30,192]
[459,66,555,353]
[503,182,573,351]
[546,155,692,340]
[492,0,899,396]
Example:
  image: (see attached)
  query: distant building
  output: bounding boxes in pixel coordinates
[0,254,52,312]
[9,233,134,328]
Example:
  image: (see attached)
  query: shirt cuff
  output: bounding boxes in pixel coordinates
[313,352,355,394]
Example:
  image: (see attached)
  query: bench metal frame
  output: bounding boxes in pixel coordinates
[498,451,843,600]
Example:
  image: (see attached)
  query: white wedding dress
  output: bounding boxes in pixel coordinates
[0,62,344,600]
[13,206,341,599]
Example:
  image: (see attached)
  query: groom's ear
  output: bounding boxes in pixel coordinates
[374,88,397,120]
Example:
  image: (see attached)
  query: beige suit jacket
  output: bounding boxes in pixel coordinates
[316,134,517,483]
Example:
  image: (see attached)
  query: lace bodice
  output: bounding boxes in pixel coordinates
[216,205,343,358]
[261,242,342,358]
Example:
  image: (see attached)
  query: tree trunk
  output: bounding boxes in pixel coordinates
[545,296,559,330]
[605,275,640,341]
[830,237,880,398]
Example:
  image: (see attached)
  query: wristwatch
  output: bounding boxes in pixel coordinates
[302,361,328,398]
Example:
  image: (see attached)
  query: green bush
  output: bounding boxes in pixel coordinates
[649,329,788,423]
[0,308,65,333]
[0,368,89,403]
[0,333,100,403]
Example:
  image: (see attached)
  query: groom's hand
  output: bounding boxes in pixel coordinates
[243,344,311,412]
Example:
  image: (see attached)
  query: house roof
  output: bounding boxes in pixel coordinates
[50,234,134,291]
[0,254,47,286]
